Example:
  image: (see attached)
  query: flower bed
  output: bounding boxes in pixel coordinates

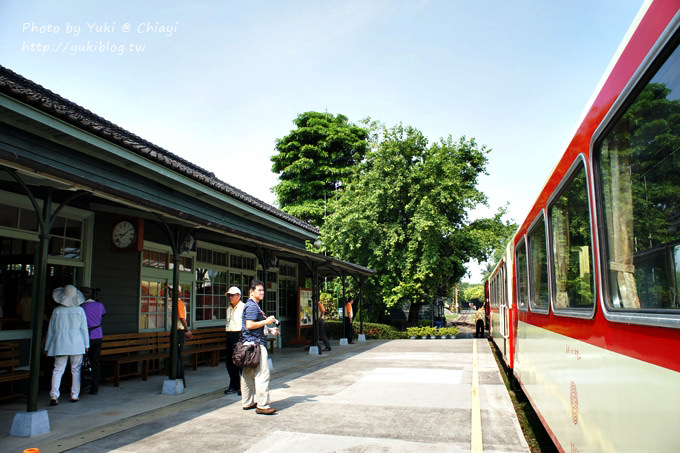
[407,326,459,338]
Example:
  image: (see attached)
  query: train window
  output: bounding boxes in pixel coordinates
[516,239,528,309]
[596,40,680,312]
[528,215,550,312]
[549,162,594,312]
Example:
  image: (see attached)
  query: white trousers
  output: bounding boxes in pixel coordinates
[240,345,271,409]
[50,354,83,400]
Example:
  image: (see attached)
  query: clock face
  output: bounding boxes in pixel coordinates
[112,220,136,248]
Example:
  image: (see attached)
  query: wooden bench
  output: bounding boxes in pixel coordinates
[101,332,165,387]
[156,328,225,372]
[101,328,276,386]
[0,341,30,400]
[182,327,226,370]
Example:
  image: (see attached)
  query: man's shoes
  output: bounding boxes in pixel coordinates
[89,390,98,395]
[348,341,355,344]
[256,407,276,415]
[323,348,331,352]
[50,399,58,406]
[70,397,79,403]
[243,403,257,410]
[224,388,240,395]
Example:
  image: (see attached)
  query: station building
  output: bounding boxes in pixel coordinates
[0,65,373,364]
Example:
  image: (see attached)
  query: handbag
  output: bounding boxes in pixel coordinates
[81,354,93,389]
[232,341,261,368]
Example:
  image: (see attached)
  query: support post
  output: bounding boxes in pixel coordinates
[340,274,348,345]
[310,265,320,354]
[26,195,51,413]
[357,276,366,342]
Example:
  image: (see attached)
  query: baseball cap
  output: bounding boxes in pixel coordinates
[226,286,241,295]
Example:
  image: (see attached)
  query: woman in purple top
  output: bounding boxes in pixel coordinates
[80,287,106,395]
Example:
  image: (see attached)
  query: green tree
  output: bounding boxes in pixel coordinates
[322,123,513,320]
[459,282,485,308]
[271,112,369,227]
[480,215,518,282]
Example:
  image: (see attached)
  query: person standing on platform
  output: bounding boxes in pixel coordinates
[80,287,106,395]
[475,304,486,338]
[169,285,192,388]
[344,297,355,344]
[45,285,89,405]
[318,300,331,352]
[241,279,279,415]
[224,286,244,395]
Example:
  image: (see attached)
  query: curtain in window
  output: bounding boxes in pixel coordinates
[553,208,570,308]
[606,145,640,308]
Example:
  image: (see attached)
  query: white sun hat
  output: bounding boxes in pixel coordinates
[53,285,85,307]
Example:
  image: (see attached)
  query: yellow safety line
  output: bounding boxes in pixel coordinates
[471,339,483,452]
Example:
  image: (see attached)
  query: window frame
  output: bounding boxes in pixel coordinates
[195,242,230,326]
[277,261,298,320]
[547,155,597,319]
[591,15,680,329]
[515,236,529,311]
[527,211,551,314]
[140,241,195,332]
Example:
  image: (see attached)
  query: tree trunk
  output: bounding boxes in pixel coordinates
[407,302,425,325]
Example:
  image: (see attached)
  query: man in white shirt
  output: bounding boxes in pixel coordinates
[225,286,244,395]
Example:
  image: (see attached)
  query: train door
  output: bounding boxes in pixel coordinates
[499,264,510,359]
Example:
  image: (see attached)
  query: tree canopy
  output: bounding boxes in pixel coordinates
[321,123,514,308]
[271,112,368,227]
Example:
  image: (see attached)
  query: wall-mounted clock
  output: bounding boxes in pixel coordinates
[112,219,136,249]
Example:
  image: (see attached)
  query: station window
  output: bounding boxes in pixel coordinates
[140,280,166,330]
[0,194,92,331]
[595,40,680,312]
[516,239,528,309]
[143,250,168,269]
[528,215,550,311]
[549,162,594,312]
[230,271,254,300]
[139,281,192,331]
[48,217,83,260]
[195,268,228,321]
[278,263,297,318]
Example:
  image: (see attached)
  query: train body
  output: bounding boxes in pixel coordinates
[486,1,680,451]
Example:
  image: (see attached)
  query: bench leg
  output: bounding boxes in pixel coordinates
[114,365,120,387]
[142,360,149,381]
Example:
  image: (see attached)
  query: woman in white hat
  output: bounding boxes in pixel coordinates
[44,284,90,405]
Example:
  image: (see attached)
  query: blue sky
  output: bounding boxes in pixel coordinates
[1,0,644,281]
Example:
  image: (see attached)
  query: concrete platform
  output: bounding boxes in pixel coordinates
[0,339,529,452]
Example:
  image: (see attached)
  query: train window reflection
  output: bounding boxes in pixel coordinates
[550,164,594,311]
[528,215,550,311]
[597,42,680,311]
[516,240,528,309]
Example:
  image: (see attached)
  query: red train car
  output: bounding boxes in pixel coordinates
[487,1,680,451]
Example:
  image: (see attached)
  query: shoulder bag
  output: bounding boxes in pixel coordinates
[232,341,261,368]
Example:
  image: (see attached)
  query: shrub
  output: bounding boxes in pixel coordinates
[407,326,422,337]
[406,326,459,338]
[324,320,408,340]
[438,326,459,337]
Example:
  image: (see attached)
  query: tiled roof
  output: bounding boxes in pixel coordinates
[0,65,319,235]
